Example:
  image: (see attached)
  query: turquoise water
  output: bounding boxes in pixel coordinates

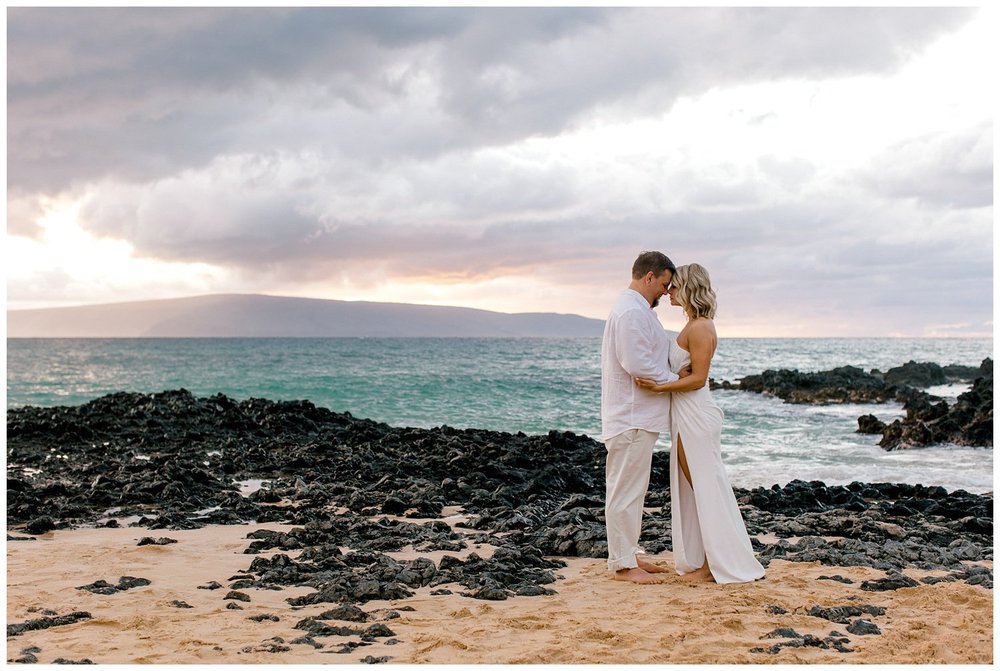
[6,337,994,492]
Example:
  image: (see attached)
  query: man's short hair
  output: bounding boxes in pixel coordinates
[631,251,676,280]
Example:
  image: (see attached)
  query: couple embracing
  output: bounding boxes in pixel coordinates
[601,251,764,585]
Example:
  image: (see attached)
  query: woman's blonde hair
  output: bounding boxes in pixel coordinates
[673,263,717,320]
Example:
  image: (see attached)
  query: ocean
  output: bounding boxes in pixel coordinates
[5,337,994,494]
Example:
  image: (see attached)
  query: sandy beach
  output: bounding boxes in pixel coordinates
[7,389,994,665]
[7,519,992,665]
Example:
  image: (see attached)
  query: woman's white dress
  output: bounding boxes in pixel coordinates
[668,342,765,583]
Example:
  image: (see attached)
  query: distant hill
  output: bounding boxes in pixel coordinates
[6,294,606,338]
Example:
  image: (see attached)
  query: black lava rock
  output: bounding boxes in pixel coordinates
[847,619,882,635]
[883,361,980,388]
[807,605,886,624]
[861,570,920,592]
[735,366,898,404]
[13,646,41,664]
[24,516,59,535]
[8,612,92,637]
[856,415,886,435]
[722,359,992,448]
[76,577,150,595]
[5,388,993,609]
[879,358,992,449]
[317,605,369,622]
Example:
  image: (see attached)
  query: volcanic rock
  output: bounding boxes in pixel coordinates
[807,604,886,624]
[361,624,395,641]
[734,366,898,404]
[76,577,150,595]
[13,646,41,664]
[856,414,886,435]
[882,361,980,388]
[847,619,881,635]
[861,570,920,591]
[240,639,289,654]
[720,359,991,448]
[317,605,369,622]
[5,388,994,609]
[751,632,852,655]
[290,636,324,649]
[878,358,993,449]
[24,516,59,535]
[7,612,93,637]
[762,628,803,639]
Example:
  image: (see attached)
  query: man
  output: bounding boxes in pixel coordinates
[601,250,681,584]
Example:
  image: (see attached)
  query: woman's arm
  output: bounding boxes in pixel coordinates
[634,321,715,393]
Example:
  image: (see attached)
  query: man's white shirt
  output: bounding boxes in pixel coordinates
[600,288,677,441]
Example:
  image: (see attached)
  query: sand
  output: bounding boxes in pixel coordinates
[6,520,993,665]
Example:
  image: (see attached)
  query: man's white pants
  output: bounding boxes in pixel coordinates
[604,428,659,572]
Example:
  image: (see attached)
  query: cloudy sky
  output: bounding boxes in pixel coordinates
[5,6,994,337]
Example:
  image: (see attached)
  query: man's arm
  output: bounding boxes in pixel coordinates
[635,321,713,392]
[615,311,678,383]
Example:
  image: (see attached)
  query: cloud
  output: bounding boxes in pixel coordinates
[6,191,50,237]
[855,122,993,209]
[8,7,973,193]
[6,7,991,336]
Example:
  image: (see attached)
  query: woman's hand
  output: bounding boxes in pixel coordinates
[634,377,669,393]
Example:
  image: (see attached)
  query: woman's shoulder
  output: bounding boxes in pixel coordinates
[688,317,716,332]
[676,318,715,344]
[685,318,717,344]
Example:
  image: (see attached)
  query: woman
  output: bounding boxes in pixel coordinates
[634,264,764,584]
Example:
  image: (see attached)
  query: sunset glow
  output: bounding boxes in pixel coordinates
[6,7,993,337]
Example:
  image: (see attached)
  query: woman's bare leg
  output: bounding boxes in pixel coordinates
[676,433,693,488]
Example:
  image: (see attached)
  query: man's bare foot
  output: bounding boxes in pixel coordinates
[613,567,666,584]
[679,563,715,583]
[637,558,670,573]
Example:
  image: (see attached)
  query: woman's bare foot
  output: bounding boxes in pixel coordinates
[637,558,670,574]
[679,563,715,583]
[613,567,666,584]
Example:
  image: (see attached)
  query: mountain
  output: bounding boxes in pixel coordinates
[6,294,606,338]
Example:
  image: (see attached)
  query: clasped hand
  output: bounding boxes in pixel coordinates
[634,365,692,392]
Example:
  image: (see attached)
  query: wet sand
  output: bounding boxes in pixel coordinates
[6,522,993,664]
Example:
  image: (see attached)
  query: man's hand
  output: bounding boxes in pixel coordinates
[678,366,693,379]
[634,376,668,393]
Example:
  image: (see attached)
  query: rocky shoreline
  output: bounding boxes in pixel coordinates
[713,358,993,449]
[7,387,993,606]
